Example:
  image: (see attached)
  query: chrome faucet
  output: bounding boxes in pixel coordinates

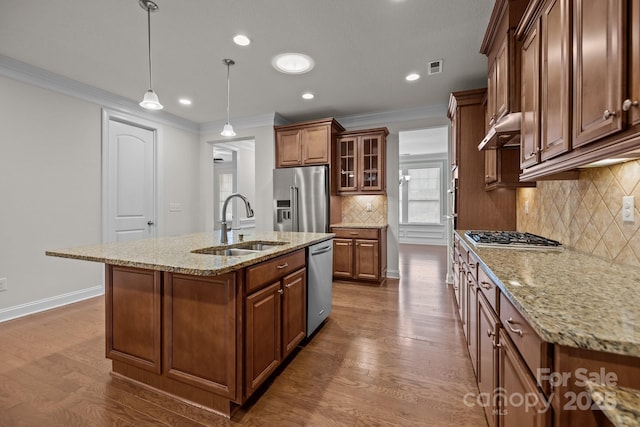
[220,193,254,244]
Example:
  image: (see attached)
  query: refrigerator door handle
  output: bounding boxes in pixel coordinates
[290,186,299,232]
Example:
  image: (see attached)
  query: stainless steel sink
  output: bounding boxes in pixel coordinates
[192,240,289,256]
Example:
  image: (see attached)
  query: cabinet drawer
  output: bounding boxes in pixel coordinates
[246,250,305,293]
[477,267,499,312]
[332,228,379,239]
[500,293,551,391]
[464,253,479,280]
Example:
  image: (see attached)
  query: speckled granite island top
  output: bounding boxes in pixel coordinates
[456,231,640,358]
[46,231,334,276]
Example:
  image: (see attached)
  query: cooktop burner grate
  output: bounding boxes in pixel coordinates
[465,230,562,249]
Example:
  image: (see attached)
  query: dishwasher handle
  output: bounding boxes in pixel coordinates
[311,245,332,256]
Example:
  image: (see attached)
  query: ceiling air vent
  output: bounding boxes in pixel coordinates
[428,59,443,75]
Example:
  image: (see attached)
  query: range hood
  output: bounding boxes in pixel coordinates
[477,112,521,151]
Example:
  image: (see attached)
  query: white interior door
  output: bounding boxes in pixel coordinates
[106,120,156,242]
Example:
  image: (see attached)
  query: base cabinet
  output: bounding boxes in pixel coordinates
[478,293,500,427]
[331,227,387,285]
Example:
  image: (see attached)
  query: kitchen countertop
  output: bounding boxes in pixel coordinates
[586,381,640,427]
[46,231,334,276]
[330,223,388,229]
[456,230,640,357]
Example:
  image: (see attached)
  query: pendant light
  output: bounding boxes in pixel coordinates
[221,59,236,136]
[139,0,163,110]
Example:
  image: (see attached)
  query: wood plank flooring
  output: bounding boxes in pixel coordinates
[0,244,487,426]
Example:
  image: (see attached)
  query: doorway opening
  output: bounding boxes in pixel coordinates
[398,126,448,245]
[212,139,255,232]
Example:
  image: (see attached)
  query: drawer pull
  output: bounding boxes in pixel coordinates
[277,263,289,269]
[480,281,491,290]
[506,317,523,336]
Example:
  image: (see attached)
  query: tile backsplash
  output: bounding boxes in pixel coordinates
[517,160,640,267]
[341,195,387,224]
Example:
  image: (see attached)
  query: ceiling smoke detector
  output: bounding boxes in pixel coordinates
[427,59,443,75]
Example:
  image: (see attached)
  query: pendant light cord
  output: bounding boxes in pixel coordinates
[226,62,231,123]
[146,6,153,90]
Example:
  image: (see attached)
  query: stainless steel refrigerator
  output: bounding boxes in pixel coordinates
[273,165,332,336]
[273,165,329,233]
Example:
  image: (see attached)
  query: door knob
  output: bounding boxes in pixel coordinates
[147,221,154,226]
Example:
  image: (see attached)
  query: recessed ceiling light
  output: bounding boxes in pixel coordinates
[405,73,421,81]
[272,53,314,74]
[302,92,315,100]
[178,98,192,106]
[233,34,251,46]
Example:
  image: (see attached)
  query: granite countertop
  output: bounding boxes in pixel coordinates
[330,223,388,229]
[46,231,334,276]
[455,231,640,358]
[586,381,640,427]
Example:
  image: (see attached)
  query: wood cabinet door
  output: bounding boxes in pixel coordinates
[478,294,500,427]
[301,125,330,164]
[521,19,541,168]
[354,239,379,281]
[572,0,625,147]
[282,268,307,358]
[495,35,510,122]
[498,330,551,427]
[276,129,302,167]
[630,0,640,127]
[359,134,385,193]
[458,265,467,338]
[337,137,358,192]
[540,0,571,161]
[333,238,353,278]
[245,282,282,395]
[484,150,498,184]
[467,276,479,376]
[450,114,459,167]
[106,265,162,374]
[488,61,498,127]
[164,272,238,399]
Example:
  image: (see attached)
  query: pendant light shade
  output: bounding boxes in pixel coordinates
[221,59,236,136]
[139,0,163,110]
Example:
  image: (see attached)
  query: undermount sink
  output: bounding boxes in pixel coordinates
[192,241,289,257]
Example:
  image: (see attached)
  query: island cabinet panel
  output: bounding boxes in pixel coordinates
[245,282,281,396]
[163,272,238,400]
[106,265,162,374]
[281,268,307,358]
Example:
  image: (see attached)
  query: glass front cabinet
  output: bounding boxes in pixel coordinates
[336,128,388,194]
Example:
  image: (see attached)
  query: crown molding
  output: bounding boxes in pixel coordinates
[0,54,199,134]
[336,103,448,128]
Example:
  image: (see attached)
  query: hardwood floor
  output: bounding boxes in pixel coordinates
[0,245,487,426]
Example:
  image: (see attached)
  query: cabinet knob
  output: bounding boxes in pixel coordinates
[622,99,639,111]
[492,340,502,349]
[277,289,284,295]
[487,329,494,338]
[603,109,617,120]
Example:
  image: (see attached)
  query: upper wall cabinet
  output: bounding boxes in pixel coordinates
[517,0,640,181]
[336,128,388,195]
[480,0,529,131]
[275,118,344,168]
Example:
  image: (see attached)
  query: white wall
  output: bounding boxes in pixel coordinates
[236,144,256,219]
[0,75,200,319]
[200,126,275,233]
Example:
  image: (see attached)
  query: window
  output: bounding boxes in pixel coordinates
[399,163,443,224]
[218,173,233,222]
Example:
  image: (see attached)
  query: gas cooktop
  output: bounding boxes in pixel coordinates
[465,230,563,250]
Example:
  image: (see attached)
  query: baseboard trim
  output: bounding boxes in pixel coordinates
[387,269,400,279]
[0,285,104,323]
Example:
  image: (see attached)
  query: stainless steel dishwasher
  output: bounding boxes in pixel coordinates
[307,239,333,336]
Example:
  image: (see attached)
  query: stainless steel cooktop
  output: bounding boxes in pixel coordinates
[465,230,563,250]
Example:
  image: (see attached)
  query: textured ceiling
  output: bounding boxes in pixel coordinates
[0,0,494,124]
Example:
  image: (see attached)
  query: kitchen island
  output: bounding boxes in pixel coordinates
[47,231,334,418]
